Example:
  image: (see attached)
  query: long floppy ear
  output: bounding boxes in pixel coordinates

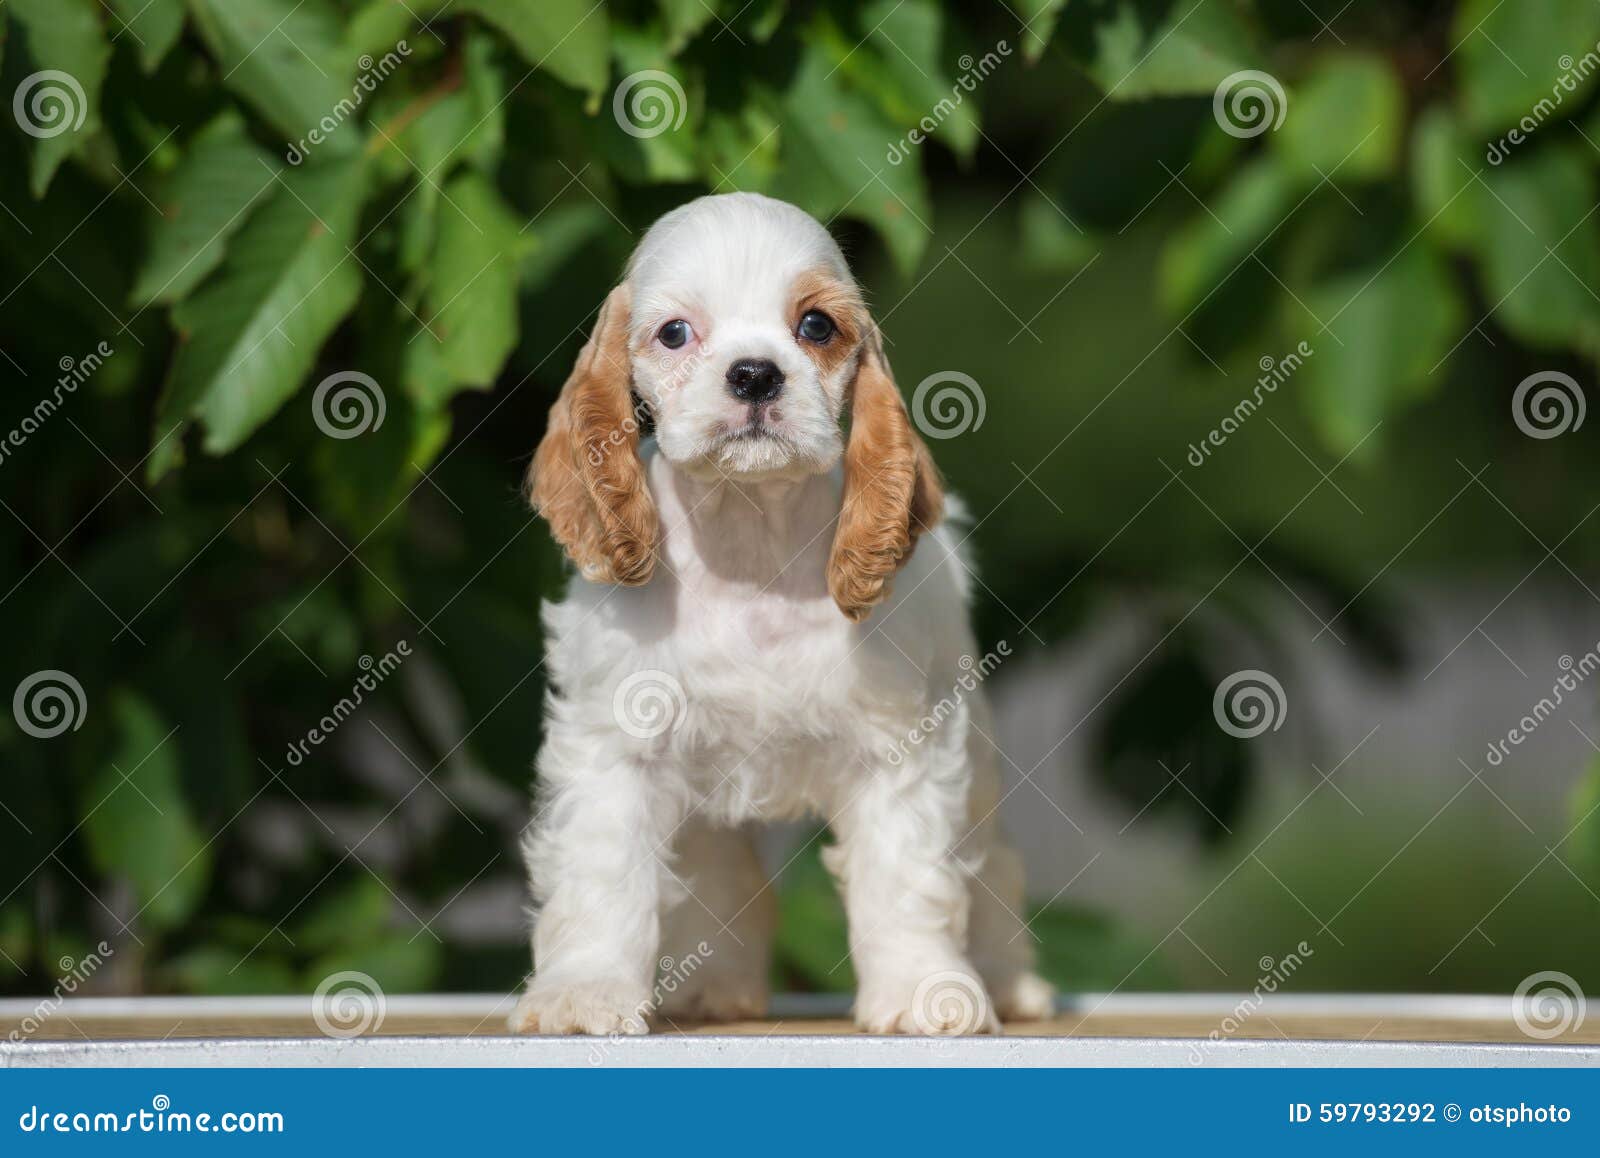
[525,284,658,585]
[827,328,945,622]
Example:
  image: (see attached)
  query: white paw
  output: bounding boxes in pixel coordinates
[509,980,651,1036]
[990,970,1056,1021]
[856,967,1000,1036]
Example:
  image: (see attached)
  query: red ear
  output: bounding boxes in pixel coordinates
[526,285,658,585]
[827,332,944,621]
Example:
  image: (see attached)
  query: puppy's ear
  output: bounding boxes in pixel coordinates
[526,284,658,585]
[827,327,944,622]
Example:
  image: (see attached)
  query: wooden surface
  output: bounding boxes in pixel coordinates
[6,1009,1596,1045]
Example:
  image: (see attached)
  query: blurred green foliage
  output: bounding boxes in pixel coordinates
[2,0,1599,999]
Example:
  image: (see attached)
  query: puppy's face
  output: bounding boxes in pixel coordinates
[528,192,943,621]
[624,195,866,479]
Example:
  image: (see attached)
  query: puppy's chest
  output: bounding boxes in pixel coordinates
[662,543,862,739]
[664,517,839,651]
[675,570,846,661]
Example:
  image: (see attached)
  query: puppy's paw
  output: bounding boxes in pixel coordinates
[989,970,1056,1022]
[855,967,1000,1036]
[509,980,651,1036]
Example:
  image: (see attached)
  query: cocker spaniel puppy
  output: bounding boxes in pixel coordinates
[512,192,1053,1035]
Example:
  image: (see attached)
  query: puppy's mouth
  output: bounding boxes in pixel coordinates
[684,408,824,479]
[714,407,790,446]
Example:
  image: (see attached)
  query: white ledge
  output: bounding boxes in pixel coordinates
[3,993,1595,1068]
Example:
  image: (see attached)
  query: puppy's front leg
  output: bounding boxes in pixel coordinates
[511,756,677,1035]
[827,766,1000,1035]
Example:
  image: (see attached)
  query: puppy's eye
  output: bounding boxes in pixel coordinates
[796,310,835,343]
[658,319,693,349]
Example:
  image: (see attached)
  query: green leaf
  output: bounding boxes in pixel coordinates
[658,0,717,53]
[745,0,785,42]
[187,0,356,147]
[1158,156,1295,312]
[8,0,111,197]
[296,875,392,953]
[263,587,362,673]
[457,0,611,100]
[151,157,368,478]
[1274,52,1403,182]
[1473,146,1600,350]
[404,171,528,407]
[1455,0,1600,133]
[170,948,299,995]
[601,25,699,182]
[81,691,211,930]
[857,0,979,163]
[699,102,781,191]
[519,201,611,289]
[777,44,932,277]
[1015,0,1067,62]
[110,0,185,73]
[378,28,506,273]
[1410,104,1483,252]
[375,27,504,188]
[1079,0,1260,99]
[131,112,279,307]
[1290,246,1465,456]
[346,0,418,60]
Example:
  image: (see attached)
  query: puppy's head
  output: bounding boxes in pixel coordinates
[527,192,943,621]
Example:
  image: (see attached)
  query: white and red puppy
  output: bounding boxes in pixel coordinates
[512,192,1052,1035]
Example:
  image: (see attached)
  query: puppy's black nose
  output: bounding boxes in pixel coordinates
[725,358,784,404]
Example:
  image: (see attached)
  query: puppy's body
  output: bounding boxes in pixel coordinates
[515,194,1052,1035]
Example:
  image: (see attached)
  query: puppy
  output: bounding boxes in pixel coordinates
[511,192,1053,1035]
